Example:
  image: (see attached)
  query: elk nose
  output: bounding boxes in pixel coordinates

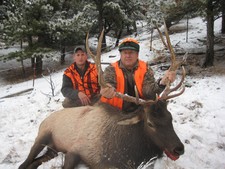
[174,145,184,155]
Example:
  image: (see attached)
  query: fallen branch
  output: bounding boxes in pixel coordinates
[0,88,33,99]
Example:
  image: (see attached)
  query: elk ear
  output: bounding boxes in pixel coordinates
[117,114,142,125]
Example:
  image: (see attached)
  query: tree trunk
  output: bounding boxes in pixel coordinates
[115,29,123,47]
[31,55,43,74]
[133,21,137,33]
[36,56,43,75]
[165,19,172,29]
[203,0,214,67]
[186,16,189,43]
[20,59,26,78]
[20,39,23,49]
[27,35,33,47]
[61,46,66,65]
[126,25,132,35]
[95,0,106,51]
[31,58,35,68]
[19,40,25,78]
[221,0,225,33]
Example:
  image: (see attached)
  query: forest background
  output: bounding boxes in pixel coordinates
[0,0,225,79]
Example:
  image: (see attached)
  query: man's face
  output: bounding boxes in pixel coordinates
[73,50,87,66]
[120,49,138,69]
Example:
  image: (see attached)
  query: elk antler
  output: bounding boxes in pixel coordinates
[86,30,106,88]
[163,19,180,72]
[86,30,158,105]
[157,20,186,100]
[160,66,186,100]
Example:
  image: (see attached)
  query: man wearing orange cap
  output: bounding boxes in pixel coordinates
[100,38,176,113]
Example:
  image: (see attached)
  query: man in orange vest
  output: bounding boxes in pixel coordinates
[61,47,100,108]
[100,38,176,113]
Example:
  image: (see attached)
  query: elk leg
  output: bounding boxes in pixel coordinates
[18,134,51,169]
[18,143,45,169]
[27,147,58,169]
[63,152,81,169]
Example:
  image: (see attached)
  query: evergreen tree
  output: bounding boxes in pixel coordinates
[83,0,144,50]
[48,0,91,64]
[1,0,88,73]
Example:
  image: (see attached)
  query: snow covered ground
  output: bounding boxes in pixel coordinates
[0,17,225,169]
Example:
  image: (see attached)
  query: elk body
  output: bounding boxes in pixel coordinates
[19,101,184,169]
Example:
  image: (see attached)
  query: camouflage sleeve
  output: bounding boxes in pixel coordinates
[61,74,79,100]
[103,65,117,88]
[142,66,165,99]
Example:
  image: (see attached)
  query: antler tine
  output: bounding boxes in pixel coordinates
[169,66,186,93]
[95,29,106,87]
[115,92,144,104]
[134,85,140,104]
[115,92,158,105]
[154,22,168,49]
[165,85,185,100]
[159,81,170,100]
[96,29,104,66]
[163,19,178,71]
[86,30,107,88]
[160,66,186,100]
[86,32,97,63]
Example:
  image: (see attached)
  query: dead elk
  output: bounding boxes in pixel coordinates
[18,100,184,169]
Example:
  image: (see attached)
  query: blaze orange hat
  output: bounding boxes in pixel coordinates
[119,38,140,52]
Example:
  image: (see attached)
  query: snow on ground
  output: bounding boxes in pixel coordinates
[0,17,225,169]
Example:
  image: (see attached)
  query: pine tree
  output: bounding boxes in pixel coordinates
[1,0,89,74]
[83,0,144,50]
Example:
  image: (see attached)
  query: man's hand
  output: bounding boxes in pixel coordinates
[160,70,177,85]
[100,83,116,99]
[78,92,91,105]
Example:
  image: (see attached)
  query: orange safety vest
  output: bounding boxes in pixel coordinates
[64,62,99,98]
[101,60,147,109]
